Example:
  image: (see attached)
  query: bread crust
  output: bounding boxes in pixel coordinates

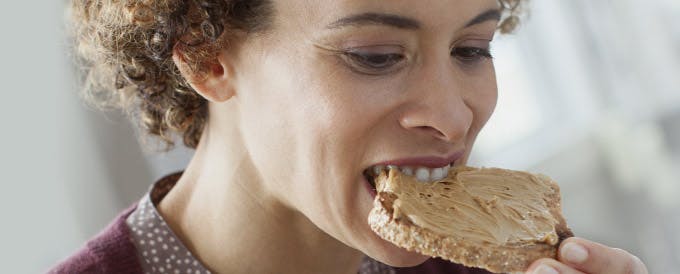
[368,169,573,273]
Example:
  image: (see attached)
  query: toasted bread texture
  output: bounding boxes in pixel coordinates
[368,166,573,273]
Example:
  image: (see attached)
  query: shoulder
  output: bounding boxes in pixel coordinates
[48,204,144,274]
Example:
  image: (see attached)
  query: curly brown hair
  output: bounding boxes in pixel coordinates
[68,0,527,150]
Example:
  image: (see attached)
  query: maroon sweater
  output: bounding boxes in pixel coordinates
[49,205,492,274]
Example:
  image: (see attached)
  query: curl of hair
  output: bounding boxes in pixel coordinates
[67,0,525,150]
[498,0,528,34]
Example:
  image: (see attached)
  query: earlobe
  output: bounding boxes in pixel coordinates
[172,48,236,103]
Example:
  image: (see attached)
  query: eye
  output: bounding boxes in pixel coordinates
[451,47,493,63]
[342,49,406,75]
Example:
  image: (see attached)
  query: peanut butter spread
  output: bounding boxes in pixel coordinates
[376,166,560,247]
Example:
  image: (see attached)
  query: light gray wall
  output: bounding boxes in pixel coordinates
[0,2,154,273]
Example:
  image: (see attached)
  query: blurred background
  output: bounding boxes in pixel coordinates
[0,0,678,273]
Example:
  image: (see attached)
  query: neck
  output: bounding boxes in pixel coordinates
[158,109,364,274]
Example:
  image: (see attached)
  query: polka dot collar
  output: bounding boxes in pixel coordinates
[126,173,211,274]
[125,172,396,274]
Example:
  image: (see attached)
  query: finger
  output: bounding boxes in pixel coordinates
[526,258,586,274]
[557,237,648,274]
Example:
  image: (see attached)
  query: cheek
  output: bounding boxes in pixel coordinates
[236,47,371,204]
[469,67,499,125]
[234,52,312,190]
[464,70,498,146]
[479,81,499,122]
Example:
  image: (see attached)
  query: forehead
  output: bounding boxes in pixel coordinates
[274,0,500,31]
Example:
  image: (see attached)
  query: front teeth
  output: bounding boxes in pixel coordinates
[430,167,445,181]
[401,167,414,176]
[415,167,430,182]
[373,165,385,176]
[371,164,451,182]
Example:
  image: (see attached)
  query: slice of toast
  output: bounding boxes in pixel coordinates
[368,166,573,273]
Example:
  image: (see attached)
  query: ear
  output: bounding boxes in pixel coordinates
[172,47,236,103]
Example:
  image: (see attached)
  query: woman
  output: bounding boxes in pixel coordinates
[54,0,649,273]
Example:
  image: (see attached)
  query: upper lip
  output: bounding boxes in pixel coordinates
[368,150,465,169]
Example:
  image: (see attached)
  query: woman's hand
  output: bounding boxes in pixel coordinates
[526,237,648,274]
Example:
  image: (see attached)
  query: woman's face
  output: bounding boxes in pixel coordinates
[229,0,499,266]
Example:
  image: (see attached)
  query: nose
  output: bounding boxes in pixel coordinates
[398,65,473,144]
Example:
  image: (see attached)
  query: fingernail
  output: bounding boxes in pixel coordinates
[561,242,588,264]
[533,264,559,274]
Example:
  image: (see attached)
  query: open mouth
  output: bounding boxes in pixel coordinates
[362,164,454,190]
[362,169,380,191]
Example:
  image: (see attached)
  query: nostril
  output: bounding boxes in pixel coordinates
[399,107,469,143]
[415,126,448,140]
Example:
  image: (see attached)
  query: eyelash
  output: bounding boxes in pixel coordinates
[451,47,493,62]
[342,46,493,75]
[342,51,405,75]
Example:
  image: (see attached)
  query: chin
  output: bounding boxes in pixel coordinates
[365,240,431,267]
[379,254,431,267]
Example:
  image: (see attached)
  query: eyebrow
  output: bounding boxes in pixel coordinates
[326,8,502,30]
[464,9,502,27]
[326,12,420,29]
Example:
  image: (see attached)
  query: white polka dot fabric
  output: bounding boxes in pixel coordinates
[126,194,211,274]
[125,172,396,274]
